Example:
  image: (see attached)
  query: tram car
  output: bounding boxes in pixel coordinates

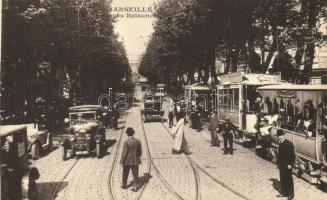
[256,84,327,185]
[217,72,281,141]
[184,83,213,124]
[141,96,164,123]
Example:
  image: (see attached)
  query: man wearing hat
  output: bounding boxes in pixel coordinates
[218,115,236,154]
[120,127,142,192]
[276,129,295,200]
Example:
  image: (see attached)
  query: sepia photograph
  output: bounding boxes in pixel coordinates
[0,0,327,199]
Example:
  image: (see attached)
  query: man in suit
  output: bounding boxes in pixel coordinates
[209,111,220,147]
[277,129,295,200]
[218,116,236,154]
[120,127,142,192]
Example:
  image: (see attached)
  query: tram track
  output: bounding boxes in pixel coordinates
[139,107,184,200]
[49,157,80,200]
[161,123,252,200]
[107,112,129,200]
[107,106,153,200]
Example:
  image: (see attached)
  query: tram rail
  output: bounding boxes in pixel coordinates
[107,113,129,200]
[161,123,252,200]
[49,158,80,200]
[140,108,185,200]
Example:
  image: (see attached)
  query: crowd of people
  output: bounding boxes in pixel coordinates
[253,96,326,138]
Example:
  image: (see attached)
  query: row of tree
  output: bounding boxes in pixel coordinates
[139,0,327,93]
[1,0,133,116]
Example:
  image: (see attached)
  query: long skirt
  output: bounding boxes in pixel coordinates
[210,130,220,146]
[172,133,188,153]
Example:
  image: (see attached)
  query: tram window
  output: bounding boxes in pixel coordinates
[219,89,238,112]
[234,89,239,110]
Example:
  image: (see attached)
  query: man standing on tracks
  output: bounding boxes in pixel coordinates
[218,116,236,154]
[120,127,142,192]
[277,129,295,200]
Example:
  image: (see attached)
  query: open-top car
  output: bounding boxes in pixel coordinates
[1,125,40,200]
[61,105,106,160]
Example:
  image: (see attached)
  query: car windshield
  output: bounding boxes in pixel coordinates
[70,112,96,122]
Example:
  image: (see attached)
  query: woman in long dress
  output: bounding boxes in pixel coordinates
[171,117,190,154]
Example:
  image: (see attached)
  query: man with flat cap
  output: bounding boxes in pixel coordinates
[120,127,142,192]
[276,129,295,200]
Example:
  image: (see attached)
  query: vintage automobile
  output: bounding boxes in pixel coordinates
[26,122,53,160]
[257,84,327,185]
[61,105,106,160]
[1,125,40,199]
[141,96,164,123]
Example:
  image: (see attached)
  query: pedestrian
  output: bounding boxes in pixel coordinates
[175,102,181,122]
[276,129,295,200]
[120,127,142,192]
[209,111,220,147]
[168,100,174,128]
[218,116,236,154]
[193,104,201,131]
[113,104,119,130]
[171,117,190,154]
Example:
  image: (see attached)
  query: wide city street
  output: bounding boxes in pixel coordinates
[31,104,327,200]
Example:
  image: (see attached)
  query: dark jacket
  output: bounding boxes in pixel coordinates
[218,121,236,135]
[277,139,295,170]
[120,137,142,166]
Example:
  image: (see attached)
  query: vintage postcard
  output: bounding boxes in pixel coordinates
[1,0,327,199]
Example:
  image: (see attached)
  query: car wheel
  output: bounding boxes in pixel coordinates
[61,146,67,161]
[96,143,101,158]
[71,148,76,158]
[31,143,41,160]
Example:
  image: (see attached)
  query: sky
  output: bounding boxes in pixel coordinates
[110,0,160,63]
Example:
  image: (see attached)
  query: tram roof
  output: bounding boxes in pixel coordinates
[0,125,26,137]
[258,84,327,91]
[184,83,212,90]
[69,105,100,112]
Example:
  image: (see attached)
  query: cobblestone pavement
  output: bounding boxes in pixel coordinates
[109,107,152,200]
[32,115,126,200]
[31,103,326,200]
[161,111,326,200]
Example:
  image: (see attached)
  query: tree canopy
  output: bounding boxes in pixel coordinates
[139,0,327,91]
[1,0,133,113]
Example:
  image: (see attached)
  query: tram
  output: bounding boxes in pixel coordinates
[185,83,213,123]
[217,72,281,140]
[257,84,327,185]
